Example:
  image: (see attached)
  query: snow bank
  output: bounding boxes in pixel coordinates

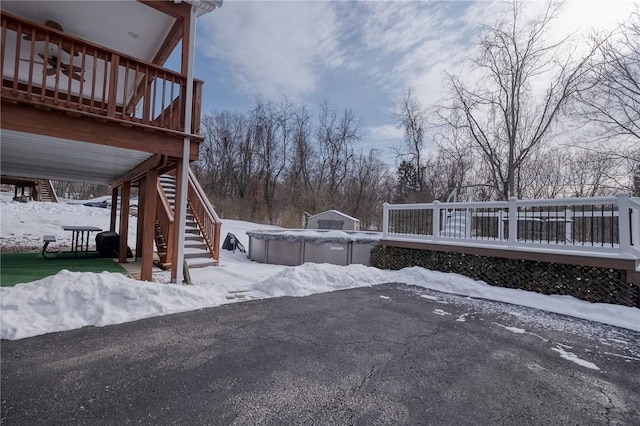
[1,270,228,340]
[2,263,639,341]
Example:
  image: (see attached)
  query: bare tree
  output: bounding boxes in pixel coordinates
[516,148,567,199]
[251,98,293,222]
[564,149,618,197]
[395,87,428,192]
[573,8,640,193]
[314,102,360,207]
[441,0,595,200]
[577,8,640,145]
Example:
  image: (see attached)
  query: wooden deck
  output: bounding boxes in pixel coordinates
[1,12,203,145]
[382,194,640,285]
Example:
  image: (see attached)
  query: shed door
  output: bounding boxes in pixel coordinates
[318,220,344,230]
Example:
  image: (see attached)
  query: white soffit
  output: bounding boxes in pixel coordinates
[0,1,175,63]
[0,130,151,184]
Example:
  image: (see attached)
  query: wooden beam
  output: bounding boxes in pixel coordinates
[118,181,131,263]
[125,18,184,114]
[110,154,164,188]
[110,187,118,232]
[139,0,191,19]
[141,168,158,281]
[1,103,201,159]
[152,20,183,67]
[181,13,191,75]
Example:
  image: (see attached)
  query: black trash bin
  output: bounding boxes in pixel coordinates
[222,232,246,253]
[95,231,133,258]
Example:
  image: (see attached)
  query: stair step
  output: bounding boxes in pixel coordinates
[184,234,204,242]
[186,259,218,268]
[184,242,207,250]
[184,251,210,259]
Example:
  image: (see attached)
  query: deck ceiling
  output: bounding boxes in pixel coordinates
[1,129,151,185]
[0,1,179,186]
[1,1,176,63]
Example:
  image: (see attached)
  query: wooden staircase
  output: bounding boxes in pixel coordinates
[37,180,58,203]
[154,172,221,269]
[0,175,58,202]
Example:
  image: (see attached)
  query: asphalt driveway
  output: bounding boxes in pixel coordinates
[2,283,639,425]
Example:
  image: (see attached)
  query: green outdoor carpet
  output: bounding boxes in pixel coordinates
[0,252,128,287]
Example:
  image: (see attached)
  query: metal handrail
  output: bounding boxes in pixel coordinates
[383,193,638,258]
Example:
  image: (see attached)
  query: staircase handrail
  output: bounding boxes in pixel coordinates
[188,168,222,222]
[187,168,222,262]
[156,179,175,266]
[46,180,59,203]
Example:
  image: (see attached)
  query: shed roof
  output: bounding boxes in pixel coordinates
[309,210,360,223]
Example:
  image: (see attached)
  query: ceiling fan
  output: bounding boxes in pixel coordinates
[22,20,79,57]
[19,53,83,81]
[38,53,83,81]
[19,20,83,81]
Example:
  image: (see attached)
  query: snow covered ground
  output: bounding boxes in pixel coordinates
[1,194,639,341]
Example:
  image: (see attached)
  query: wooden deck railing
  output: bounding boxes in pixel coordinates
[1,12,202,136]
[156,180,175,266]
[187,168,222,263]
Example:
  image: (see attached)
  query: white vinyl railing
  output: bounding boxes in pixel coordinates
[383,193,640,258]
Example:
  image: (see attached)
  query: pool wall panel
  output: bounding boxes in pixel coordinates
[267,240,303,266]
[303,242,350,266]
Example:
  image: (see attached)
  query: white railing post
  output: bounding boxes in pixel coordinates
[498,210,504,241]
[617,192,631,254]
[508,197,518,246]
[632,208,640,251]
[564,208,573,244]
[382,203,390,238]
[465,207,472,239]
[433,200,441,239]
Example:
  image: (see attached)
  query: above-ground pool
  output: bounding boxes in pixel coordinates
[246,229,381,266]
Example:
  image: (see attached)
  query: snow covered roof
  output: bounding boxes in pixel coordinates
[308,210,360,222]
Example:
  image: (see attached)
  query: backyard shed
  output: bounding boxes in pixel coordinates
[306,210,360,231]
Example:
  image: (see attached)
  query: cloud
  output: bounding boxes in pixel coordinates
[195,0,634,151]
[197,1,344,100]
[363,124,404,159]
[355,1,482,108]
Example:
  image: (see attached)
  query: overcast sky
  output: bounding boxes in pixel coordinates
[191,1,634,160]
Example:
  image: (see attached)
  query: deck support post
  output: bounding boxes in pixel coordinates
[110,187,118,232]
[141,169,158,281]
[136,176,146,260]
[172,3,198,284]
[118,181,131,263]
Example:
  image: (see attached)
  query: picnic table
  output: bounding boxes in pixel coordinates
[62,226,102,257]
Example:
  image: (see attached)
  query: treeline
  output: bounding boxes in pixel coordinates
[193,100,394,229]
[393,1,639,203]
